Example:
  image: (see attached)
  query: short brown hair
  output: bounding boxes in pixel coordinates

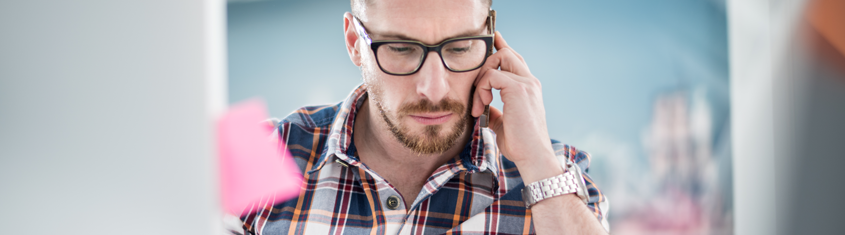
[351,0,492,18]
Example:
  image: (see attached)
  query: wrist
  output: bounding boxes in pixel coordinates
[518,150,591,208]
[513,153,564,184]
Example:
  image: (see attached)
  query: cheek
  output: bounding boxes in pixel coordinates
[363,72,406,115]
[361,48,388,102]
[377,82,411,114]
[361,54,380,83]
[450,71,479,102]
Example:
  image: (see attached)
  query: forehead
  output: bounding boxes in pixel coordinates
[363,0,488,44]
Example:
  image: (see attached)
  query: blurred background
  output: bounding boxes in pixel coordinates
[228,0,732,234]
[1,0,842,234]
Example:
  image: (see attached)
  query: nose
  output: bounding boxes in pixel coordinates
[415,51,450,103]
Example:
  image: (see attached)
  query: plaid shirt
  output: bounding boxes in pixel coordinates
[228,84,609,235]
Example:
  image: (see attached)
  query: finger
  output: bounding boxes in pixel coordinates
[498,48,530,75]
[472,68,501,116]
[493,31,508,51]
[487,105,505,135]
[481,32,530,76]
[480,49,527,76]
[472,67,489,117]
[479,50,501,71]
[474,69,518,108]
[474,68,508,95]
[471,88,484,117]
[478,64,532,87]
[494,31,526,64]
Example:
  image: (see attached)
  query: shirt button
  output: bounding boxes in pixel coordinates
[386,195,400,210]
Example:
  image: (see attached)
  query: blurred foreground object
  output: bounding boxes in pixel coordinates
[781,0,845,234]
[0,0,226,234]
[729,0,845,234]
[806,0,845,70]
[218,99,303,216]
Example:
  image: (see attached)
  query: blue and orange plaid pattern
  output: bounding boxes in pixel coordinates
[227,84,609,234]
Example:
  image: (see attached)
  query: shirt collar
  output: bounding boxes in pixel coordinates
[308,83,500,178]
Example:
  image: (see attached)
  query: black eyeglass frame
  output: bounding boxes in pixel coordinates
[352,10,497,76]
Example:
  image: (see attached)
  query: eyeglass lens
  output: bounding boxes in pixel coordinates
[376,38,488,74]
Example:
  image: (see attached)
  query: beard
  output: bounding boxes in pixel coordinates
[367,85,472,155]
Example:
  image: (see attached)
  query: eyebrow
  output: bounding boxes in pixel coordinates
[368,27,488,45]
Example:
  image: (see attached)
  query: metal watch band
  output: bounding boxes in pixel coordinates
[522,170,580,208]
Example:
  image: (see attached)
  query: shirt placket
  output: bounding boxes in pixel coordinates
[348,158,466,235]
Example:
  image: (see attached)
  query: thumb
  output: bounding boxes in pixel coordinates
[487,106,504,135]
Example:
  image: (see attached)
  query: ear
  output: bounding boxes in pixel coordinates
[343,12,362,67]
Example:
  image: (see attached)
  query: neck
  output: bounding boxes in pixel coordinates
[353,98,473,173]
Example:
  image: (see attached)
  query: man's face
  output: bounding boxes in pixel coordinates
[357,0,488,154]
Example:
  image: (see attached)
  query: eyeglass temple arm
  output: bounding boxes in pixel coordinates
[489,10,496,34]
[352,16,372,45]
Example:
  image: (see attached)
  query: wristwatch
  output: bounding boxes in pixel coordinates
[521,157,589,208]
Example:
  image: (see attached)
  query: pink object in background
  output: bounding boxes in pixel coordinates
[217,99,303,216]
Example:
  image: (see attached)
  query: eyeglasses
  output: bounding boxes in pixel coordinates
[351,10,496,76]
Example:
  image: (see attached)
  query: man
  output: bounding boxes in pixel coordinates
[230,0,609,234]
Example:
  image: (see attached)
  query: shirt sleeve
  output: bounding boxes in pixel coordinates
[553,143,611,233]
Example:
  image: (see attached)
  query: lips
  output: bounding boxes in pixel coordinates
[409,113,453,125]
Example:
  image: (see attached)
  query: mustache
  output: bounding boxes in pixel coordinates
[397,98,465,116]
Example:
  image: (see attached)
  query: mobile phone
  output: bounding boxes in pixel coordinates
[481,9,496,128]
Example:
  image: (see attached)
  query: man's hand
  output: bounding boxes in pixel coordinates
[471,32,609,235]
[472,31,557,173]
